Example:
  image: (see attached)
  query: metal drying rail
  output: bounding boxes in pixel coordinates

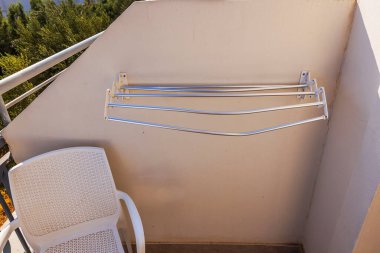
[104,71,328,136]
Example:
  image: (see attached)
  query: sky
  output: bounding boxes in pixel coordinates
[1,0,84,16]
[1,0,31,15]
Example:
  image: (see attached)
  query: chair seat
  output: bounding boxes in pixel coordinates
[45,229,119,253]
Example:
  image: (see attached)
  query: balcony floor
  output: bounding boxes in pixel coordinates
[2,216,302,253]
[129,244,303,253]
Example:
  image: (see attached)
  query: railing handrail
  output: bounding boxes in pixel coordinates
[0,32,103,95]
[5,70,65,109]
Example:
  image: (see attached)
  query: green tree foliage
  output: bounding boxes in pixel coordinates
[7,3,27,44]
[0,54,35,121]
[15,0,111,63]
[0,0,135,123]
[0,9,13,54]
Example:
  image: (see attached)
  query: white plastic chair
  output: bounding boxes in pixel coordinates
[0,147,145,253]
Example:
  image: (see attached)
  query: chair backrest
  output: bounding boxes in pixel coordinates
[9,147,124,252]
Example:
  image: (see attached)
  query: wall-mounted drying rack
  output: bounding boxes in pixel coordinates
[104,71,328,136]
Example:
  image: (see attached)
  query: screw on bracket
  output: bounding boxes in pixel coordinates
[297,71,312,99]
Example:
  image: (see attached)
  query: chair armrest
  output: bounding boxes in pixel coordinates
[117,191,145,253]
[0,218,19,252]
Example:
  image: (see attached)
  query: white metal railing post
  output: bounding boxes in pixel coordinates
[0,96,11,126]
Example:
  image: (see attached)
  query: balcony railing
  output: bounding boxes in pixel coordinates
[0,32,103,253]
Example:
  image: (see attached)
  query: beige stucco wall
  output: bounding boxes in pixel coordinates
[303,1,380,252]
[3,0,355,243]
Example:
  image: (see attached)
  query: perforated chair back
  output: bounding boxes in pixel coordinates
[9,147,125,253]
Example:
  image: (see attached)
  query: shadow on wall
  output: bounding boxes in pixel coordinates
[303,5,380,253]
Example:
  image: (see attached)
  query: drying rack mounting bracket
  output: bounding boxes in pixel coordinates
[111,72,129,99]
[297,71,316,99]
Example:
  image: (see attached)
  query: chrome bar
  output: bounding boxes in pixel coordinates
[0,32,102,94]
[114,91,316,98]
[108,101,324,115]
[106,115,327,136]
[5,70,65,109]
[124,85,309,93]
[121,84,307,89]
[320,87,329,119]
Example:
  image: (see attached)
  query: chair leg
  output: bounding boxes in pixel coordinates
[0,170,31,253]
